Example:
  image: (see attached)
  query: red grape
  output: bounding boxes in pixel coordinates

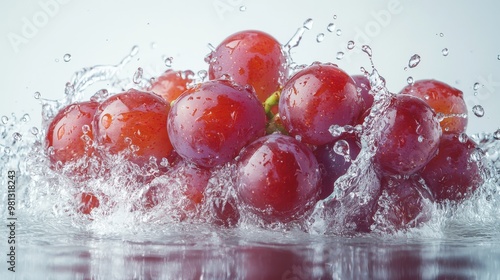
[420,134,483,202]
[373,176,434,232]
[400,79,468,134]
[208,30,288,102]
[279,63,364,145]
[93,89,174,166]
[372,94,441,175]
[167,79,266,168]
[46,101,99,165]
[313,135,361,200]
[235,134,321,223]
[351,74,373,112]
[149,69,194,103]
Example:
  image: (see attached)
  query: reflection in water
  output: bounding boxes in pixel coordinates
[10,223,500,280]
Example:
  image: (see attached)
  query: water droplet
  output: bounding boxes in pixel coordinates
[497,54,500,60]
[133,67,143,84]
[493,129,500,140]
[239,5,246,12]
[91,89,110,102]
[458,133,468,143]
[1,116,8,124]
[198,70,208,81]
[347,41,355,50]
[164,56,173,67]
[316,33,325,43]
[327,23,335,32]
[336,29,342,36]
[303,18,314,30]
[417,135,424,143]
[473,82,481,91]
[33,91,41,99]
[63,53,71,62]
[336,52,345,60]
[207,43,216,52]
[333,15,337,20]
[408,54,421,68]
[31,127,39,135]
[329,125,344,137]
[407,76,414,85]
[295,135,302,142]
[439,33,444,37]
[472,105,485,117]
[21,113,30,122]
[54,58,59,63]
[333,139,351,161]
[101,114,112,129]
[13,132,22,141]
[4,147,11,155]
[361,45,372,57]
[151,42,157,49]
[130,45,140,56]
[441,48,449,56]
[82,125,91,134]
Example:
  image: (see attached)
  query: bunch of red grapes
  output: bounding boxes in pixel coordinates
[45,30,484,232]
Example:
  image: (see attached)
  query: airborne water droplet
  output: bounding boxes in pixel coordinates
[336,52,345,60]
[473,82,481,91]
[316,33,325,43]
[164,56,173,67]
[408,54,421,68]
[407,76,414,85]
[458,133,468,143]
[198,70,208,81]
[21,113,30,122]
[333,14,337,20]
[472,105,485,117]
[336,29,342,36]
[327,23,335,32]
[1,116,8,124]
[31,127,39,135]
[494,129,500,140]
[347,41,355,50]
[34,91,41,99]
[361,45,372,57]
[497,54,500,60]
[13,132,22,141]
[239,5,246,12]
[303,18,314,30]
[63,53,72,62]
[133,67,143,84]
[440,33,444,37]
[442,48,449,56]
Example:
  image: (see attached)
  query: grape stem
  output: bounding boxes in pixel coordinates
[264,90,281,120]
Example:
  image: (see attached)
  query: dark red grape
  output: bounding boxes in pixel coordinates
[235,134,321,223]
[168,79,266,168]
[279,63,364,145]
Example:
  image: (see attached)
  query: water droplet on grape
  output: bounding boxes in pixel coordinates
[472,105,485,117]
[164,56,173,67]
[303,18,314,30]
[133,67,143,84]
[295,135,302,142]
[329,125,344,137]
[63,53,71,62]
[458,133,468,143]
[13,132,22,141]
[239,5,246,12]
[417,135,424,143]
[33,91,41,99]
[101,114,112,129]
[347,41,355,50]
[442,48,449,56]
[407,76,414,85]
[336,29,342,36]
[473,82,481,91]
[408,54,421,68]
[1,116,8,124]
[327,23,335,32]
[316,33,325,43]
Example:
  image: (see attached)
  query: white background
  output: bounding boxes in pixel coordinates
[1,0,499,135]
